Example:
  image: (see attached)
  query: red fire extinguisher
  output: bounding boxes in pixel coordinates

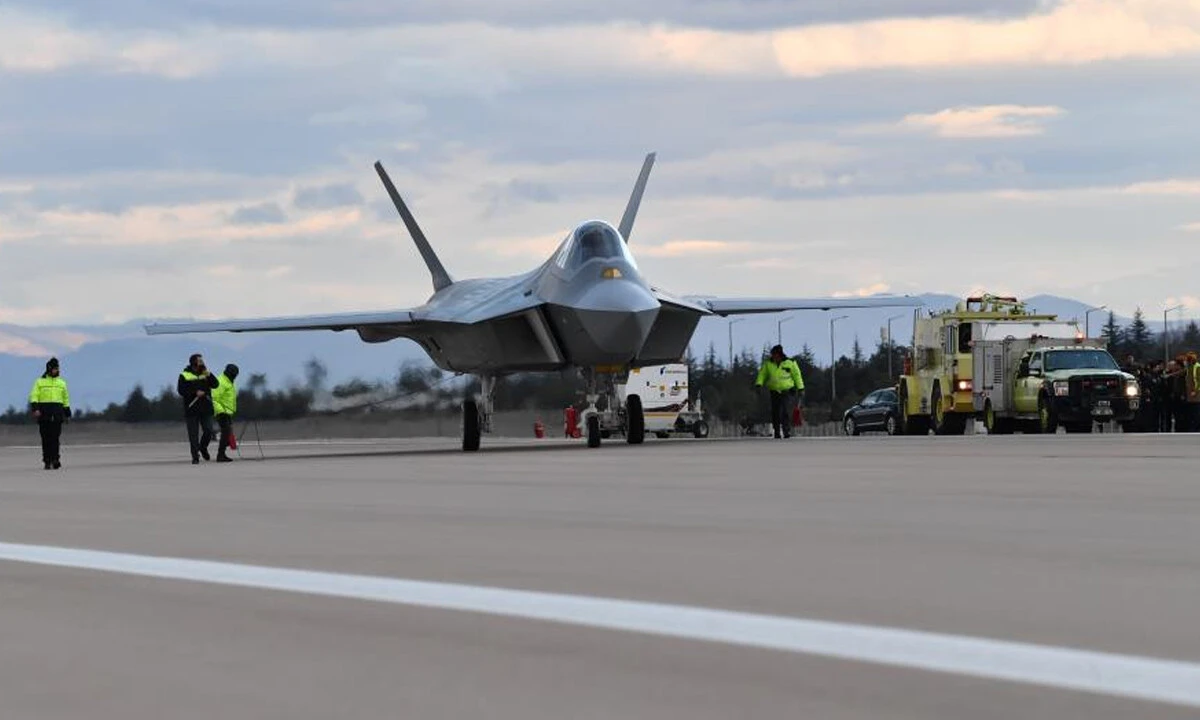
[792,405,804,429]
[564,406,580,438]
[533,419,545,438]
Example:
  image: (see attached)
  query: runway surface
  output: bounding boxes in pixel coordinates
[1,433,1199,718]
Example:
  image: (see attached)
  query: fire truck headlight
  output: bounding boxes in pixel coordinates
[1125,382,1139,398]
[1053,381,1070,396]
[956,379,972,392]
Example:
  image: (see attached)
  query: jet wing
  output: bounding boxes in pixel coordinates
[144,310,420,336]
[685,295,924,316]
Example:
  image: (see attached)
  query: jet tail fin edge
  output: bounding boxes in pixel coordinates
[618,152,656,243]
[374,161,454,291]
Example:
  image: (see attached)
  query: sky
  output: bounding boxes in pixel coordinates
[3,0,1200,330]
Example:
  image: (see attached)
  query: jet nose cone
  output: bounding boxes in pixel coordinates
[569,282,660,362]
[574,280,660,315]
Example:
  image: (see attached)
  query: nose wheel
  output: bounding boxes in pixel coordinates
[625,393,644,444]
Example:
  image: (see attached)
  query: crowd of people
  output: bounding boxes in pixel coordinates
[1122,352,1200,432]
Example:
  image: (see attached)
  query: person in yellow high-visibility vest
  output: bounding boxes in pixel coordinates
[755,344,804,439]
[212,363,239,463]
[29,357,71,470]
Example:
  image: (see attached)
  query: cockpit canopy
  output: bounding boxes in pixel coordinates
[553,221,637,273]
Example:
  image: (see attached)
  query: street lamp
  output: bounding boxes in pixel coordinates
[1165,304,1184,364]
[728,318,745,368]
[830,315,849,402]
[777,315,795,347]
[886,314,905,380]
[1084,305,1106,339]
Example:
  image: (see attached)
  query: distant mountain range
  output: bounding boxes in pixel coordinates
[0,295,1192,411]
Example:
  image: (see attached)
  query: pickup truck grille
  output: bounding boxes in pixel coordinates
[1071,376,1121,402]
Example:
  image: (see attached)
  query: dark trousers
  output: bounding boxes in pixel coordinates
[186,413,214,460]
[1159,401,1174,432]
[216,414,233,457]
[769,391,796,437]
[1174,404,1191,433]
[38,420,62,464]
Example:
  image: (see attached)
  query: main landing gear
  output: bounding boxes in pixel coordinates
[462,375,496,452]
[460,370,648,451]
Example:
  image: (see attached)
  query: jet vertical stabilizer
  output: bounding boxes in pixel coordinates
[618,152,656,243]
[374,161,454,291]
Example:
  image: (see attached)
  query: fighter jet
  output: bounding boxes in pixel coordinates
[145,153,921,450]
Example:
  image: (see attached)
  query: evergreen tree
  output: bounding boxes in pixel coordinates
[303,357,328,392]
[851,336,864,367]
[1127,308,1152,360]
[1183,321,1200,353]
[1101,311,1123,352]
[121,386,153,423]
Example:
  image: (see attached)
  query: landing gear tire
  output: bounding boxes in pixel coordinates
[462,400,481,452]
[586,414,601,448]
[626,394,645,445]
[693,421,710,439]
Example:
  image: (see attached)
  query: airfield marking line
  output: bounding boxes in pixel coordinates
[1,542,1199,709]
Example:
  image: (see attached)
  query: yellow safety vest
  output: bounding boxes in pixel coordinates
[212,374,238,416]
[755,358,804,392]
[29,376,70,407]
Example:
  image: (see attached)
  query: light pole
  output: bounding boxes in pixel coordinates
[777,315,795,347]
[886,314,905,380]
[830,315,849,403]
[728,318,745,369]
[1084,305,1106,339]
[1165,304,1184,364]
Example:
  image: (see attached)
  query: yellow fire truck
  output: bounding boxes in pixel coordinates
[897,295,1062,435]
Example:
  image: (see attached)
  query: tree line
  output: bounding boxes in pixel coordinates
[4,311,1197,427]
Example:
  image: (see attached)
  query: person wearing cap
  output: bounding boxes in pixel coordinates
[212,363,240,463]
[29,357,71,470]
[754,344,805,439]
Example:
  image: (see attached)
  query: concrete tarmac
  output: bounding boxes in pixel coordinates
[1,433,1198,718]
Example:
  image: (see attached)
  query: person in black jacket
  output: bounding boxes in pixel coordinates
[178,353,219,464]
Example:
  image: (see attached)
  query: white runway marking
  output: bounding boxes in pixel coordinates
[2,540,1198,709]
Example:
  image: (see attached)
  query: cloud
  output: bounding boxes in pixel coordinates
[985,175,1200,203]
[833,283,893,298]
[293,183,365,210]
[1166,295,1200,309]
[476,178,559,217]
[1121,179,1200,196]
[770,0,1200,77]
[900,105,1065,138]
[637,240,744,257]
[1182,222,1200,231]
[308,102,427,126]
[229,202,287,225]
[7,1,1200,84]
